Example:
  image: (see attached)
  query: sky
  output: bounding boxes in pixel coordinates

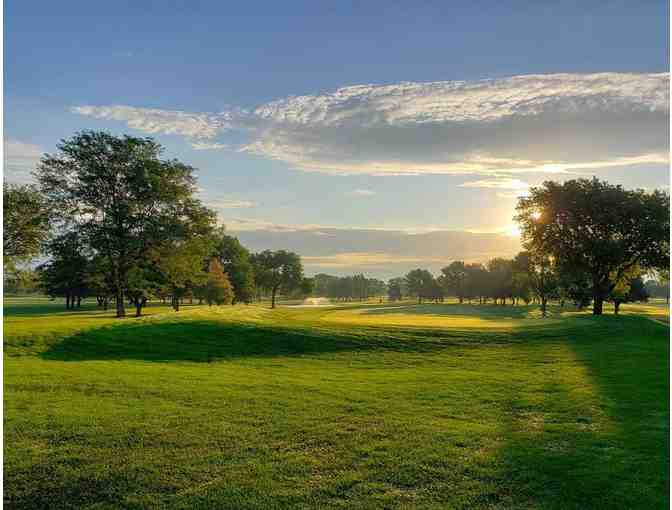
[4,1,670,278]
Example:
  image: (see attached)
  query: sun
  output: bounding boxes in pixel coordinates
[531,211,542,220]
[506,225,521,237]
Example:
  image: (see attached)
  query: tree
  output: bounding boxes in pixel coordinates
[516,178,669,315]
[37,231,90,309]
[463,263,488,303]
[405,269,435,304]
[36,131,215,317]
[204,258,234,305]
[251,250,303,308]
[299,277,315,299]
[387,278,403,301]
[487,258,514,305]
[156,237,212,312]
[610,267,649,315]
[527,252,557,317]
[3,183,50,272]
[439,261,468,303]
[511,252,533,305]
[211,228,255,304]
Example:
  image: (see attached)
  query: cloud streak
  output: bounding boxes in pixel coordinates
[73,72,669,176]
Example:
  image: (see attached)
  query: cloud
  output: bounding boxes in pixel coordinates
[346,188,376,196]
[3,140,44,183]
[459,178,530,190]
[205,198,257,209]
[190,141,228,150]
[227,222,521,278]
[70,105,236,139]
[73,72,669,176]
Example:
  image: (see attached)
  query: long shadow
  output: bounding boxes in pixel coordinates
[41,316,508,363]
[495,315,669,509]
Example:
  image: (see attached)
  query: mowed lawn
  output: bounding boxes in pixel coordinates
[3,298,669,509]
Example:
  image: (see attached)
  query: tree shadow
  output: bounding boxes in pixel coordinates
[40,317,494,363]
[494,316,669,508]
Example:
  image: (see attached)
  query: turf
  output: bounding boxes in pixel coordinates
[3,297,670,509]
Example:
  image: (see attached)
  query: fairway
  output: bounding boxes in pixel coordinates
[4,298,670,509]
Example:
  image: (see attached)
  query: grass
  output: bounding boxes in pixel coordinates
[3,297,669,509]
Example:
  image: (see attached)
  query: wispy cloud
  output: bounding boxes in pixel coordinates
[346,188,376,196]
[459,178,530,190]
[3,140,44,183]
[205,198,257,209]
[73,72,669,177]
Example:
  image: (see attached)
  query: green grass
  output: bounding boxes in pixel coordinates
[4,297,669,509]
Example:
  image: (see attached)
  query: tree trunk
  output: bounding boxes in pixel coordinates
[135,300,143,317]
[77,296,81,308]
[592,295,603,315]
[103,298,109,311]
[172,296,180,312]
[65,294,71,310]
[614,301,621,315]
[116,288,126,317]
[271,286,278,308]
[541,297,548,317]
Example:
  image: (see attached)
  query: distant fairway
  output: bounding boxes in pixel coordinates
[4,298,669,509]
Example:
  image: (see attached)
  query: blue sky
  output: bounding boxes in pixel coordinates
[5,1,670,276]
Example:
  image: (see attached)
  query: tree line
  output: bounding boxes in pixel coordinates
[312,273,387,301]
[3,132,310,316]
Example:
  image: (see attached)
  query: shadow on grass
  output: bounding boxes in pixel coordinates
[41,317,498,362]
[496,316,669,509]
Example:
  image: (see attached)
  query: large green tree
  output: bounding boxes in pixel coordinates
[3,183,51,272]
[251,250,303,308]
[36,131,215,317]
[516,178,669,315]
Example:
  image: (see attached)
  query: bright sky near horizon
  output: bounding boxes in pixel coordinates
[5,1,670,277]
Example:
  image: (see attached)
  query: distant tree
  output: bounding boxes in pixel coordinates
[211,228,255,304]
[37,232,90,309]
[387,277,404,301]
[610,268,649,315]
[487,258,514,305]
[440,261,468,303]
[36,131,215,317]
[3,183,50,272]
[405,269,435,304]
[516,178,669,315]
[204,258,234,305]
[511,252,533,305]
[299,277,315,299]
[251,250,303,308]
[463,263,488,303]
[156,238,212,312]
[527,252,558,317]
[3,268,40,295]
[646,269,670,304]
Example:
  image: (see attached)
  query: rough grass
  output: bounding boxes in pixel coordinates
[3,297,669,509]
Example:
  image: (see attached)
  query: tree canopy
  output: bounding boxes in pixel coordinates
[35,131,216,317]
[515,178,669,314]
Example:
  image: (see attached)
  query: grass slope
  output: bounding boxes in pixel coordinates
[4,298,670,509]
